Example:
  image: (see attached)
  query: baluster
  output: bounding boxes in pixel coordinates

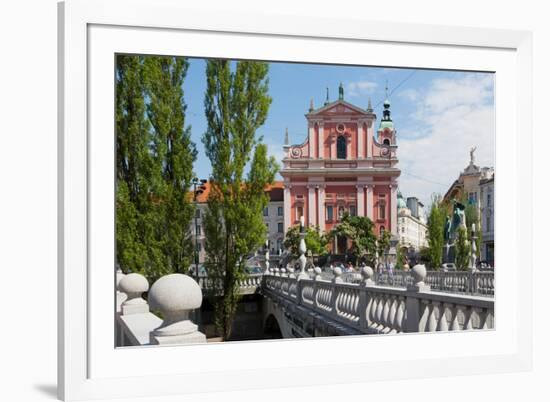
[437,302,449,331]
[450,305,460,330]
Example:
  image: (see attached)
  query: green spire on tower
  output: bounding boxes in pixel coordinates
[324,87,329,105]
[338,82,344,100]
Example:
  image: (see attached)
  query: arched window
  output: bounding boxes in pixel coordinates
[380,226,385,235]
[383,138,390,145]
[337,135,347,159]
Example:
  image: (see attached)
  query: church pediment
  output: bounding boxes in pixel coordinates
[307,100,372,118]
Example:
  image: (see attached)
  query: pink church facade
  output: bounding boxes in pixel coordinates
[280,87,400,253]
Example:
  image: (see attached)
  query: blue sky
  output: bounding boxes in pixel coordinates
[182,58,495,207]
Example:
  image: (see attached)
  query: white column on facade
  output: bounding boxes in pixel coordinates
[318,122,324,159]
[366,184,374,220]
[283,184,291,233]
[308,185,316,227]
[357,120,364,159]
[356,184,365,216]
[308,122,315,158]
[366,120,373,158]
[318,185,326,232]
[390,183,398,234]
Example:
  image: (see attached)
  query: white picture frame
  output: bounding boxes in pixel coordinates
[58,0,533,400]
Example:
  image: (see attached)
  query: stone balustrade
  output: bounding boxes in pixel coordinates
[374,270,494,296]
[262,264,494,336]
[197,273,263,295]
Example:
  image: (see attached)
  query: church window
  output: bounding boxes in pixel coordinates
[379,202,386,220]
[383,138,390,145]
[326,205,334,221]
[337,135,347,159]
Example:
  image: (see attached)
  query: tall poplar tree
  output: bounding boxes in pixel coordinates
[116,55,196,283]
[427,194,446,270]
[202,60,278,340]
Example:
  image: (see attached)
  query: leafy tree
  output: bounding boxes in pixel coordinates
[376,229,391,264]
[283,225,329,259]
[115,55,197,284]
[396,245,407,270]
[454,226,470,270]
[330,213,377,265]
[427,194,446,270]
[464,202,482,259]
[202,59,278,340]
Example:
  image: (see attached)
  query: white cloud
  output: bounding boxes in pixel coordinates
[346,80,377,97]
[398,88,418,101]
[397,73,495,207]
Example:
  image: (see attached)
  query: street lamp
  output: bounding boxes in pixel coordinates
[192,178,208,285]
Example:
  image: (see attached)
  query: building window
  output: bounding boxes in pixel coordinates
[383,138,390,145]
[195,224,201,236]
[486,216,491,230]
[401,227,405,233]
[278,222,283,233]
[468,192,478,204]
[349,205,356,216]
[326,205,334,221]
[263,207,269,216]
[487,193,492,206]
[195,209,201,219]
[379,202,386,220]
[337,135,347,159]
[380,226,385,235]
[296,205,303,221]
[195,242,202,252]
[277,206,284,216]
[276,238,283,253]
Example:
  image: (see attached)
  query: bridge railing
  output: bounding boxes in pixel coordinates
[262,265,494,335]
[198,273,263,295]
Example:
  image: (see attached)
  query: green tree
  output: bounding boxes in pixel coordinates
[330,213,377,265]
[283,225,329,259]
[202,59,278,340]
[376,229,391,264]
[454,226,470,270]
[464,202,482,259]
[427,194,446,270]
[396,246,407,270]
[115,55,197,284]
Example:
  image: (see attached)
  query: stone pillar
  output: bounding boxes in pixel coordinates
[283,184,291,233]
[308,186,316,227]
[318,185,326,232]
[390,183,398,234]
[318,122,324,159]
[119,273,149,315]
[149,274,206,345]
[346,134,352,160]
[357,121,364,158]
[366,184,374,220]
[308,122,315,158]
[356,184,365,216]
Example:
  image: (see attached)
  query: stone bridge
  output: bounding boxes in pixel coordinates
[260,267,494,338]
[115,266,494,346]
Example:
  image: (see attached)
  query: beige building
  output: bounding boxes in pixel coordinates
[397,192,428,253]
[443,148,494,210]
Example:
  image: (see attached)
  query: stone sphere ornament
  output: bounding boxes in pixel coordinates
[148,274,206,344]
[119,273,149,315]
